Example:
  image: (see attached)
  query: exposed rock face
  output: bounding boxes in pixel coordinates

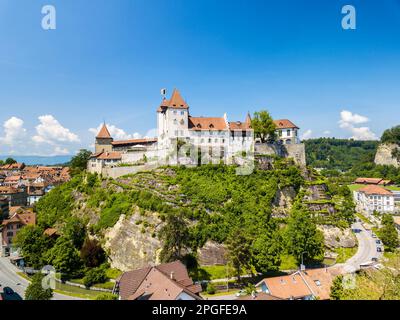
[197,241,227,266]
[374,143,399,168]
[272,186,296,217]
[318,225,356,249]
[104,211,162,272]
[254,143,306,166]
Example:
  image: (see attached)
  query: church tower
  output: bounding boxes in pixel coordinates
[95,123,113,153]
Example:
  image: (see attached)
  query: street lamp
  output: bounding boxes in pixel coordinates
[300,252,307,271]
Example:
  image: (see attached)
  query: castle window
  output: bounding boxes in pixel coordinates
[180,111,185,115]
[173,110,177,114]
[208,138,211,143]
[279,130,282,137]
[180,119,185,125]
[174,119,178,125]
[287,129,291,136]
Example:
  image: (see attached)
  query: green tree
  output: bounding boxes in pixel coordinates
[45,237,83,280]
[159,213,190,262]
[251,110,276,143]
[25,273,53,300]
[14,225,52,269]
[80,238,106,268]
[285,206,325,264]
[69,149,92,175]
[225,228,252,282]
[83,267,108,288]
[381,125,400,145]
[252,231,283,273]
[380,215,399,252]
[5,157,17,165]
[63,217,86,249]
[330,275,344,300]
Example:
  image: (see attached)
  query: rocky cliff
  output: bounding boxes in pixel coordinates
[374,143,400,168]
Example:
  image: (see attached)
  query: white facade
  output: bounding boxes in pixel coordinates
[354,190,395,213]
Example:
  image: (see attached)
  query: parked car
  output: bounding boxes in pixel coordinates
[235,290,247,297]
[372,234,377,238]
[375,240,381,244]
[4,287,13,295]
[377,247,382,252]
[371,257,379,262]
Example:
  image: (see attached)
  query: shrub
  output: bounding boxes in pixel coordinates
[206,283,216,295]
[95,293,118,300]
[83,267,108,288]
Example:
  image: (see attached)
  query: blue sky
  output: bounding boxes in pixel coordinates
[0,0,400,155]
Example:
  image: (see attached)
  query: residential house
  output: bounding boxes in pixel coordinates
[256,268,338,300]
[236,292,283,300]
[114,260,202,300]
[274,119,300,145]
[354,178,392,186]
[353,185,395,214]
[0,186,28,207]
[1,208,36,256]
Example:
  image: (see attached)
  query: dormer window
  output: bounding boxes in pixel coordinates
[197,124,202,129]
[209,124,214,129]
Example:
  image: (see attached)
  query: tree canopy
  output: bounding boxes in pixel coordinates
[381,125,400,145]
[69,149,92,175]
[25,273,53,300]
[251,110,276,143]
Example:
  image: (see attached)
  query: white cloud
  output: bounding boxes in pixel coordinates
[338,110,377,140]
[301,129,313,140]
[0,116,27,146]
[89,123,142,140]
[339,110,369,127]
[33,115,80,145]
[323,130,331,135]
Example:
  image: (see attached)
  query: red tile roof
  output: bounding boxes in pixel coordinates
[256,268,338,300]
[157,89,189,112]
[357,185,393,196]
[188,117,228,131]
[96,123,112,139]
[91,151,122,160]
[236,292,283,300]
[274,119,299,129]
[111,138,157,146]
[2,210,36,227]
[117,261,202,300]
[354,178,384,185]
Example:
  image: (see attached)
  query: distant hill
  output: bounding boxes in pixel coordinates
[304,138,379,171]
[0,155,72,166]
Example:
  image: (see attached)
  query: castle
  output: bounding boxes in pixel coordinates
[88,89,303,174]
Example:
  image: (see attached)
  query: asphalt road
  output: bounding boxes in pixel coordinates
[337,221,382,272]
[0,257,82,300]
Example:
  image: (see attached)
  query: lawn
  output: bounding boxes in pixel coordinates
[200,289,239,298]
[334,246,358,264]
[348,184,400,192]
[16,272,105,300]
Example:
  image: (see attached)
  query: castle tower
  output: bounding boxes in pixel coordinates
[95,123,113,153]
[157,89,189,156]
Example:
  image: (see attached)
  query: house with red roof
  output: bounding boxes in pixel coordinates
[353,185,396,214]
[114,260,202,300]
[1,208,36,256]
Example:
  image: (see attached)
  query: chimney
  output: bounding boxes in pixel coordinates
[170,271,175,280]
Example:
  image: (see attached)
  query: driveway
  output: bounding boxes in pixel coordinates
[0,257,82,300]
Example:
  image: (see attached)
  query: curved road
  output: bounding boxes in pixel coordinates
[336,220,382,273]
[0,257,82,300]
